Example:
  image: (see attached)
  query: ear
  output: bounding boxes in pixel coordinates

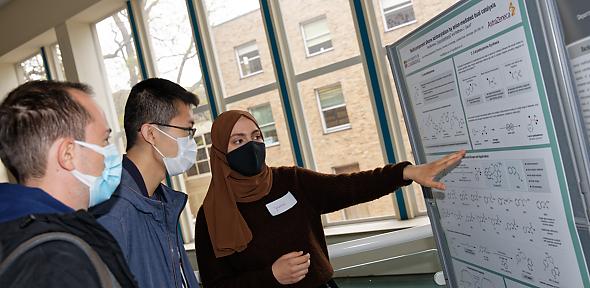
[56,138,76,171]
[140,124,157,146]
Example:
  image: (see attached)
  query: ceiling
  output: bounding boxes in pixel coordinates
[0,0,12,9]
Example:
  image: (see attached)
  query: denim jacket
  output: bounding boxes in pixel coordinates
[95,167,198,288]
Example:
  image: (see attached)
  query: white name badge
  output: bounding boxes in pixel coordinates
[266,192,297,216]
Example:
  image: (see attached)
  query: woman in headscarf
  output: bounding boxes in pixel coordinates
[195,110,465,288]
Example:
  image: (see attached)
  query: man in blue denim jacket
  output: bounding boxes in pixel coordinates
[93,78,199,288]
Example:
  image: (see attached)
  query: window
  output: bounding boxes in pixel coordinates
[143,0,205,99]
[16,53,47,83]
[184,108,214,226]
[325,163,397,223]
[204,0,294,168]
[278,0,396,224]
[316,84,350,133]
[236,41,263,78]
[301,16,333,57]
[327,164,368,221]
[95,8,141,133]
[249,103,279,146]
[381,0,416,31]
[375,0,459,217]
[187,132,213,176]
[51,44,66,80]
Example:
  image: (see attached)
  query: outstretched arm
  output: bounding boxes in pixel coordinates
[294,150,465,214]
[402,150,466,190]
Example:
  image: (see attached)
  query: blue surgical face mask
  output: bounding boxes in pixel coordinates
[71,141,122,207]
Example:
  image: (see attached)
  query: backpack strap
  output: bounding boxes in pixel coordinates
[0,232,120,288]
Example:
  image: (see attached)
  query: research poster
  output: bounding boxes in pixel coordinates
[393,0,589,287]
[556,0,590,144]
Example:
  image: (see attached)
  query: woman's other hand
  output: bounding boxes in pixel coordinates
[271,251,311,284]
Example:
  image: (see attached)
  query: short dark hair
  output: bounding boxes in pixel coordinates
[0,80,93,182]
[124,78,199,150]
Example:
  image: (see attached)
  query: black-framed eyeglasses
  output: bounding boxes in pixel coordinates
[144,122,197,138]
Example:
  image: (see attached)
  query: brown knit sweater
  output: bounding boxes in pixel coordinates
[195,162,413,288]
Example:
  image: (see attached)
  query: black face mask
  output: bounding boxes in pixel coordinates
[226,141,266,176]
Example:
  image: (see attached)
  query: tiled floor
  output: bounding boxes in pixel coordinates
[334,274,444,288]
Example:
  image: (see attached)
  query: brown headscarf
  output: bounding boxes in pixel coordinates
[203,110,273,258]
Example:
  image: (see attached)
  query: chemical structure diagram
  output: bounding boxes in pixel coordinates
[543,255,561,281]
[507,166,524,183]
[500,257,510,270]
[479,245,491,262]
[501,122,521,134]
[424,111,466,136]
[504,218,519,233]
[528,115,539,132]
[536,200,550,210]
[516,250,534,272]
[474,167,483,182]
[522,222,536,236]
[472,126,491,136]
[478,192,530,209]
[486,76,498,88]
[484,162,504,186]
[460,269,498,288]
[472,117,539,140]
[508,69,524,82]
[465,81,478,97]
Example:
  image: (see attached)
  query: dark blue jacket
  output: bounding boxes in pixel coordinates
[0,183,139,287]
[0,183,73,223]
[94,163,199,288]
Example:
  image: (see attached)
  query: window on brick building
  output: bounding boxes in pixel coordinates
[186,131,213,176]
[381,0,416,31]
[249,103,279,146]
[316,84,351,133]
[301,16,333,57]
[236,41,263,78]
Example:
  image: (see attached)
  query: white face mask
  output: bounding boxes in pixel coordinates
[151,125,198,176]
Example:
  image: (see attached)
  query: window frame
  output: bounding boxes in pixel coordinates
[187,132,213,178]
[315,83,352,134]
[380,0,417,32]
[300,15,334,58]
[92,6,142,151]
[248,103,280,147]
[235,40,263,79]
[49,43,66,81]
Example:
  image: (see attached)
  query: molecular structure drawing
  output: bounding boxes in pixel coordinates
[465,82,478,97]
[424,112,466,135]
[484,162,504,185]
[507,165,524,182]
[486,76,498,88]
[508,69,523,81]
[543,255,560,281]
[528,115,539,132]
[516,250,534,272]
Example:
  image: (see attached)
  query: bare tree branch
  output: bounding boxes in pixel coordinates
[176,41,196,83]
[113,12,139,85]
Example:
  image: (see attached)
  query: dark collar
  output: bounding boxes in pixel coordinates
[122,155,164,201]
[0,183,74,223]
[122,155,149,197]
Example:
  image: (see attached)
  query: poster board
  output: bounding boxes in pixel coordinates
[386,0,590,287]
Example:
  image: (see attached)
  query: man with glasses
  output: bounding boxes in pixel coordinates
[93,78,200,288]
